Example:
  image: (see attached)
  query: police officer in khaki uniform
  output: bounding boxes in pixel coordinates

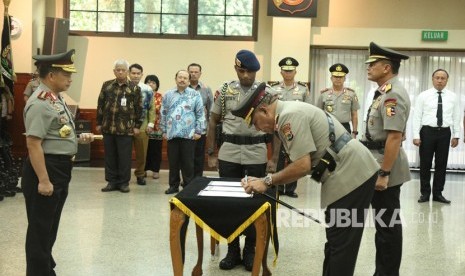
[317,63,360,137]
[206,49,268,271]
[361,42,411,276]
[22,49,94,275]
[270,57,311,103]
[269,57,310,198]
[231,82,379,275]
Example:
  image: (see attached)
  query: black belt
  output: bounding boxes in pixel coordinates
[44,154,74,161]
[422,126,450,131]
[223,134,269,145]
[360,140,385,150]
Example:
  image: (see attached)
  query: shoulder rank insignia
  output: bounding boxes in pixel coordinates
[268,81,280,86]
[345,87,355,92]
[379,83,392,93]
[37,91,57,101]
[297,81,308,88]
[320,88,330,93]
[280,123,294,141]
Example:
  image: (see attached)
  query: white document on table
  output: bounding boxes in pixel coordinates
[198,181,252,198]
[207,181,242,187]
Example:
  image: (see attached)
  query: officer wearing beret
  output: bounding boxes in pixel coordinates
[231,83,379,275]
[205,49,268,271]
[317,63,360,137]
[22,49,94,275]
[269,57,311,198]
[362,42,411,276]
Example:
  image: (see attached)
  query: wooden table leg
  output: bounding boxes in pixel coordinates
[170,207,186,276]
[210,236,219,256]
[262,213,272,276]
[252,213,270,276]
[192,224,204,276]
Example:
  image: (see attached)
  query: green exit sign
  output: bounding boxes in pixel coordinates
[422,30,448,41]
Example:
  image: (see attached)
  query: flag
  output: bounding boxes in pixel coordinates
[1,15,14,93]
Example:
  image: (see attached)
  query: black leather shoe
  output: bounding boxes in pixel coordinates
[286,191,298,198]
[219,243,241,270]
[417,195,429,203]
[165,187,179,194]
[433,195,451,204]
[242,243,255,271]
[101,184,118,192]
[137,177,146,185]
[120,185,130,193]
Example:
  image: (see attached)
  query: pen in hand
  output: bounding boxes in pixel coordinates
[245,170,248,185]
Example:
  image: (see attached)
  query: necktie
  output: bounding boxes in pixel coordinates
[437,91,443,127]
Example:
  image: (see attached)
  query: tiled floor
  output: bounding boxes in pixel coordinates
[1,169,464,276]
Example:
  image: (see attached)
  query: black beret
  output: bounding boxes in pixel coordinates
[365,42,409,64]
[329,63,349,76]
[235,50,260,72]
[33,49,77,73]
[279,57,299,70]
[231,82,269,126]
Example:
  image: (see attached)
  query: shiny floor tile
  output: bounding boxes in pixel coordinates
[0,169,464,275]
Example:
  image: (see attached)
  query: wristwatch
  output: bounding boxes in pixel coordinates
[378,169,391,177]
[264,174,273,187]
[207,148,214,156]
[352,131,358,135]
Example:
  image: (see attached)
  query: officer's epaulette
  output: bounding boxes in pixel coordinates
[297,81,308,87]
[380,83,392,93]
[345,87,355,92]
[268,81,280,86]
[320,88,330,93]
[37,91,57,101]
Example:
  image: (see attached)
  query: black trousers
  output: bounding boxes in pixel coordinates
[103,134,133,187]
[21,155,73,276]
[145,139,163,173]
[167,138,195,188]
[322,172,376,276]
[194,134,207,177]
[218,159,267,244]
[371,184,403,276]
[341,122,351,133]
[276,144,297,193]
[419,126,451,196]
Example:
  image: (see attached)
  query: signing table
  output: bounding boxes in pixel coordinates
[169,177,274,276]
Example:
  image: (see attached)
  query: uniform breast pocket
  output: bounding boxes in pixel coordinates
[225,100,238,111]
[367,109,382,138]
[292,95,303,101]
[342,99,352,105]
[50,116,64,130]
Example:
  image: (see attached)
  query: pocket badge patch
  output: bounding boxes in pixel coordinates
[280,123,294,141]
[384,98,397,117]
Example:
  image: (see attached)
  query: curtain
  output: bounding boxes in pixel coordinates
[310,48,465,169]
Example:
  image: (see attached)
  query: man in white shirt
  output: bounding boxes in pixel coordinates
[412,69,460,204]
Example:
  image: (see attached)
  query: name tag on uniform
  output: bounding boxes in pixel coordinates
[121,97,127,106]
